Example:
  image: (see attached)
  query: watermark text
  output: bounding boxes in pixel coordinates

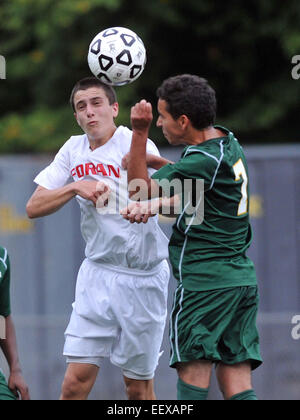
[107,403,195,417]
[0,315,5,339]
[291,315,300,340]
[94,174,205,226]
[291,55,300,80]
[0,55,6,79]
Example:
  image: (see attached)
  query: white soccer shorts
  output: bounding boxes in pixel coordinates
[63,258,170,380]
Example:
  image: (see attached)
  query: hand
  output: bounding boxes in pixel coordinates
[8,370,30,400]
[121,200,159,224]
[74,180,110,207]
[131,100,153,133]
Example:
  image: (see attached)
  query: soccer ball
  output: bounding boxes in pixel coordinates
[87,27,147,86]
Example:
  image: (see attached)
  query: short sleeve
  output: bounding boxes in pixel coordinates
[0,255,11,317]
[152,151,219,196]
[34,140,72,190]
[146,139,160,157]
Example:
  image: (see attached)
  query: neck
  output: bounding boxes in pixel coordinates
[88,125,117,151]
[185,126,225,146]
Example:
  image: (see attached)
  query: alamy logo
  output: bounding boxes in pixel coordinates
[291,55,300,80]
[0,55,6,79]
[291,315,300,340]
[95,174,205,226]
[0,315,5,339]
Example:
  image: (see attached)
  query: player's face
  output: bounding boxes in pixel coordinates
[74,87,119,141]
[156,99,185,146]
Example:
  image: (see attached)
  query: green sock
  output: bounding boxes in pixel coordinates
[229,390,258,400]
[177,378,209,400]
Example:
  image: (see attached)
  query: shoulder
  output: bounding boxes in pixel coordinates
[54,134,87,162]
[183,139,225,165]
[116,126,160,155]
[64,134,87,150]
[146,138,160,156]
[111,126,132,153]
[114,126,132,141]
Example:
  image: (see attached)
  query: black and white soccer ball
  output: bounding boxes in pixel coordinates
[87,27,147,86]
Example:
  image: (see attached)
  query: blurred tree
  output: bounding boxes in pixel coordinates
[0,0,300,153]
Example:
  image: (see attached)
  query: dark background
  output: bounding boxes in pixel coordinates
[1,0,300,153]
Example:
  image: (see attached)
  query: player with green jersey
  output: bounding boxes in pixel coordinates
[122,74,262,400]
[0,247,30,400]
[153,125,257,292]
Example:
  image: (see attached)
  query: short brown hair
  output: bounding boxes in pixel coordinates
[70,77,117,111]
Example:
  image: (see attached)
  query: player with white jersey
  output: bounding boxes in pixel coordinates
[26,77,171,400]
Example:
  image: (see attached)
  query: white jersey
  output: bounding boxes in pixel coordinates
[34,126,169,272]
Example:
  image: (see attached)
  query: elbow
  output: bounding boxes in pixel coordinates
[26,201,37,219]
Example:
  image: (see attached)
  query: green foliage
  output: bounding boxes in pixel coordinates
[0,0,300,153]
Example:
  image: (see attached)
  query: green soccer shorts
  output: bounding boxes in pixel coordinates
[0,371,17,401]
[169,285,262,370]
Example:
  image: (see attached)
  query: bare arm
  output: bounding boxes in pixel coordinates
[26,180,110,219]
[121,195,181,224]
[127,100,162,200]
[122,153,173,171]
[145,154,174,170]
[0,316,30,400]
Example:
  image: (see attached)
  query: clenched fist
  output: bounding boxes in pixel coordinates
[131,100,153,133]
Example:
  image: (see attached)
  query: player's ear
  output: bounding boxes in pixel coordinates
[179,115,189,130]
[112,102,119,119]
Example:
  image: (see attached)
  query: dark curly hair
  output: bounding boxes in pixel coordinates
[156,74,217,130]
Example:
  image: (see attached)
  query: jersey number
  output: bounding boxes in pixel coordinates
[233,159,248,216]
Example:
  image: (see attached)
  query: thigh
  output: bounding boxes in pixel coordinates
[111,263,170,378]
[170,286,262,370]
[64,260,119,359]
[216,361,252,400]
[176,360,213,389]
[219,287,262,370]
[169,286,234,367]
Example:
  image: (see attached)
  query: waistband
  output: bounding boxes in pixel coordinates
[86,259,169,277]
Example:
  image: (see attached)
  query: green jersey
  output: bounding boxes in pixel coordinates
[0,247,11,317]
[152,126,257,291]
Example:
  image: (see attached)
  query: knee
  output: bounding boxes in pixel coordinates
[125,382,147,400]
[61,374,83,400]
[124,378,156,400]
